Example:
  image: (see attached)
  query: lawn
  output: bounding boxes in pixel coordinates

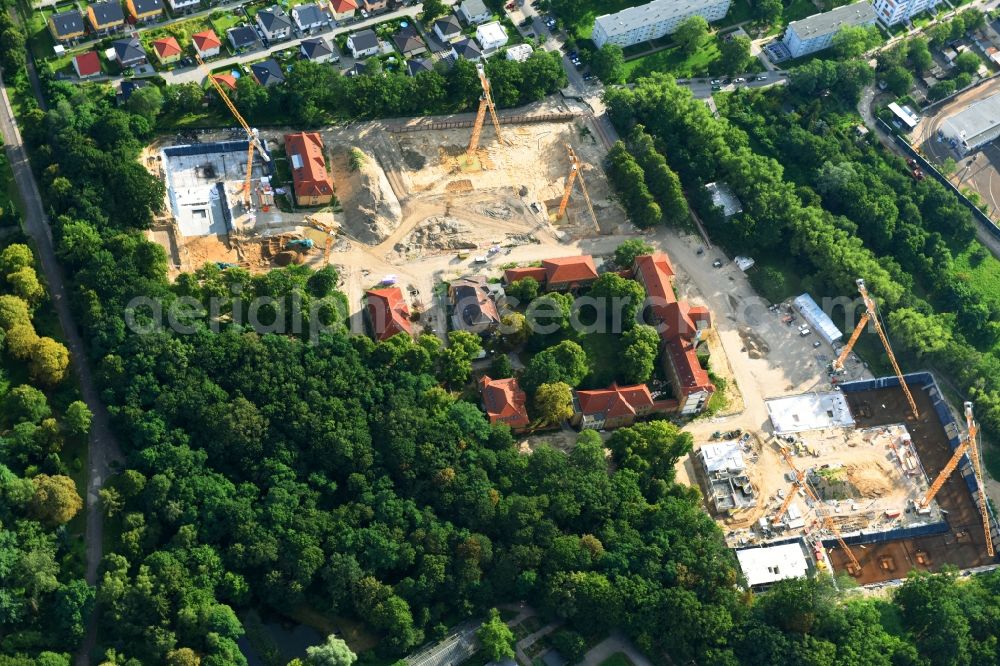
[210,8,245,37]
[576,331,622,389]
[599,654,635,666]
[953,244,1000,314]
[624,32,721,80]
[25,7,57,62]
[713,0,754,29]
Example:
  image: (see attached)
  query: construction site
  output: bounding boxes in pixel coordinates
[720,280,998,586]
[145,62,622,278]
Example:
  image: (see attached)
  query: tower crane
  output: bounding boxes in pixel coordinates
[467,63,504,156]
[773,477,802,525]
[831,279,919,419]
[919,402,995,557]
[196,54,269,210]
[779,447,863,575]
[556,145,599,230]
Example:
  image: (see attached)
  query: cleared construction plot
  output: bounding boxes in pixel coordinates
[824,381,998,584]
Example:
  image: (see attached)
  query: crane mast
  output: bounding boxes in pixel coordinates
[467,63,504,156]
[556,145,599,230]
[196,54,269,210]
[779,447,863,575]
[831,279,918,419]
[917,402,993,556]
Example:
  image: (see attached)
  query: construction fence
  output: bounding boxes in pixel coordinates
[390,112,579,133]
[839,372,1000,542]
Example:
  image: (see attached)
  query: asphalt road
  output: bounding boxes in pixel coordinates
[0,72,123,665]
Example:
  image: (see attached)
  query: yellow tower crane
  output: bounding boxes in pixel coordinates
[196,54,270,209]
[467,63,504,156]
[779,446,863,575]
[556,145,599,230]
[831,279,918,419]
[919,402,995,557]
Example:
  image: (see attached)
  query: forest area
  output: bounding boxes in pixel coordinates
[1,7,1000,665]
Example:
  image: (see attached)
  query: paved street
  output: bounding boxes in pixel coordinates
[0,70,123,665]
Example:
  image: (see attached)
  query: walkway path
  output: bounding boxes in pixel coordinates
[0,69,123,665]
[582,631,656,666]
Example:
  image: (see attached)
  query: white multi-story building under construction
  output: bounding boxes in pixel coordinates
[592,0,733,49]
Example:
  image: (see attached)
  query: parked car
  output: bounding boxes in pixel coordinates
[710,79,721,84]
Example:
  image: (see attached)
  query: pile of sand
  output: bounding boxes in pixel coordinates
[395,216,477,254]
[846,462,894,498]
[342,148,402,245]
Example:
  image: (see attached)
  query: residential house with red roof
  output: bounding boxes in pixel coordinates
[192,30,222,58]
[503,255,598,291]
[211,73,237,91]
[284,132,334,206]
[479,375,530,431]
[329,0,358,20]
[151,36,182,64]
[449,276,501,336]
[73,51,101,78]
[572,382,677,430]
[365,287,412,341]
[633,252,714,415]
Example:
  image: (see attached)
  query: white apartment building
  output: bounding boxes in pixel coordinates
[592,0,733,49]
[782,1,876,58]
[872,0,942,26]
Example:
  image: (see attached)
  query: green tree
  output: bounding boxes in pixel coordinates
[718,35,751,75]
[620,324,660,384]
[0,244,34,273]
[305,635,357,666]
[522,340,589,391]
[166,648,201,666]
[0,27,26,74]
[7,265,44,303]
[30,473,83,525]
[7,321,39,359]
[4,384,50,424]
[30,336,70,386]
[421,0,448,21]
[591,43,626,84]
[506,276,540,303]
[907,38,933,73]
[831,25,881,59]
[501,312,530,347]
[883,65,914,96]
[533,381,574,426]
[614,239,654,269]
[550,630,587,664]
[62,401,91,437]
[753,0,782,25]
[127,85,164,122]
[929,79,957,101]
[954,50,980,75]
[477,608,515,663]
[439,331,483,386]
[589,273,648,327]
[674,16,709,55]
[0,294,31,330]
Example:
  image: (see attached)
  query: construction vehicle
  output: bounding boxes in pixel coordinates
[919,402,995,557]
[285,238,315,250]
[779,446,863,575]
[195,54,270,209]
[555,145,599,231]
[831,279,919,419]
[467,63,504,157]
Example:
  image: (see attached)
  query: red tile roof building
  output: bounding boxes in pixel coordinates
[284,132,334,205]
[73,51,101,77]
[572,383,677,430]
[633,252,714,415]
[192,29,222,57]
[151,36,182,63]
[365,287,412,341]
[329,0,358,18]
[503,255,598,290]
[479,375,530,431]
[211,73,237,90]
